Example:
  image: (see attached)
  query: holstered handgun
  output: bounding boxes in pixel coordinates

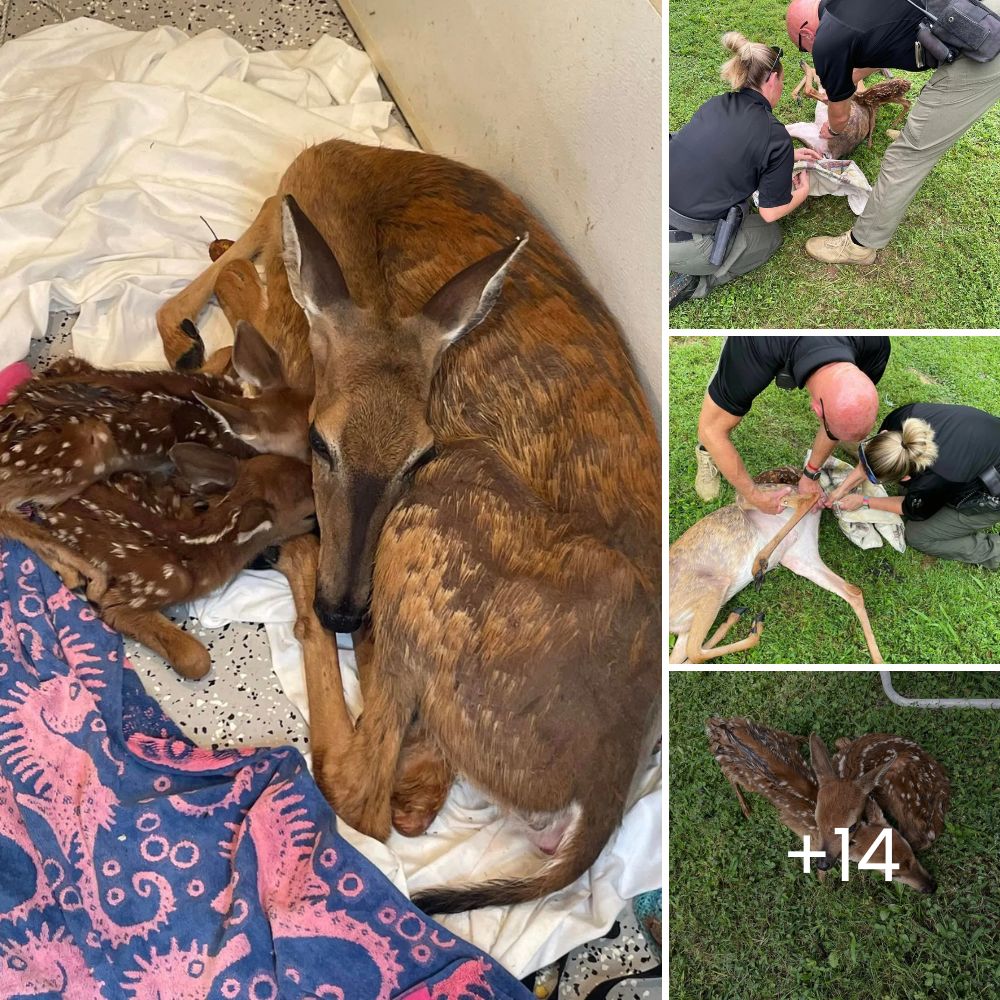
[708,204,745,267]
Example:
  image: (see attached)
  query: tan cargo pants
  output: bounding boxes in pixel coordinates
[854,0,1000,248]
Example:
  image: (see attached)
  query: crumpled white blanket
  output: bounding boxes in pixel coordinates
[0,19,662,978]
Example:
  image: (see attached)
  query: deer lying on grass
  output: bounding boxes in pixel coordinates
[707,717,938,893]
[154,138,661,912]
[669,469,882,664]
[812,732,949,868]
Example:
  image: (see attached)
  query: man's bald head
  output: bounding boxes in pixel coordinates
[787,0,821,51]
[806,362,880,442]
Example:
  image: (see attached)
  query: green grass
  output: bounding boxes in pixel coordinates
[668,335,1000,663]
[669,670,1000,1000]
[667,0,1000,329]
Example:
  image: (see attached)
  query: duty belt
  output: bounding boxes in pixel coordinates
[669,207,722,243]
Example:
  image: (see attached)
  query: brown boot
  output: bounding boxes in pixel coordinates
[695,444,721,501]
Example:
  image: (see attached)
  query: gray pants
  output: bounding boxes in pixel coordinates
[668,214,782,298]
[854,0,1000,248]
[905,505,1000,568]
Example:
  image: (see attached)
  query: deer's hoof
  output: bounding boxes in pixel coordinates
[732,605,749,618]
[176,319,205,371]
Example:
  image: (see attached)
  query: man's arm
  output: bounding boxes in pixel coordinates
[826,97,853,133]
[697,394,791,515]
[799,424,839,497]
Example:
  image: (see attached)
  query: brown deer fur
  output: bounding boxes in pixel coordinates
[707,718,937,893]
[155,139,661,912]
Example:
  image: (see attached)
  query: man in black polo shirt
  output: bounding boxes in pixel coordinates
[786,0,1000,263]
[695,336,890,514]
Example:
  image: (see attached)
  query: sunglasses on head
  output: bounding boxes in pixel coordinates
[858,441,880,484]
[767,46,784,77]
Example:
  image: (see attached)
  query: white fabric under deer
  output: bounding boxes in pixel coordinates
[0,18,661,977]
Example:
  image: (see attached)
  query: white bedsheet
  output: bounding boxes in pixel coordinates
[0,19,663,977]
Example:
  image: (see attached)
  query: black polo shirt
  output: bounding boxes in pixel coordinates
[707,336,891,417]
[669,88,794,221]
[880,403,1000,520]
[813,0,926,102]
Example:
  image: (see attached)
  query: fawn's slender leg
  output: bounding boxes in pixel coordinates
[727,777,752,819]
[0,515,107,600]
[157,196,278,368]
[101,604,211,679]
[779,551,883,663]
[276,536,354,794]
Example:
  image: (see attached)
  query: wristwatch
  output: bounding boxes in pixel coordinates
[802,465,822,481]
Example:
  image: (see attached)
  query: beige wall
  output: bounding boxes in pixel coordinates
[341,0,662,423]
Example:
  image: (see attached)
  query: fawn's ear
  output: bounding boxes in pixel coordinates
[420,234,528,357]
[170,444,240,489]
[858,754,897,796]
[809,733,836,784]
[193,392,262,450]
[232,320,286,391]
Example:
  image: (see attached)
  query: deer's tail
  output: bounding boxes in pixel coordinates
[411,801,618,914]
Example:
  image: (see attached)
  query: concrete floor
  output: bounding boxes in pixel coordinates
[3,0,359,49]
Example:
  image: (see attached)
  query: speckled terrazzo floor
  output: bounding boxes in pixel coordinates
[7,5,662,993]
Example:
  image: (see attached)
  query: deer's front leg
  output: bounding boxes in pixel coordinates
[276,536,354,780]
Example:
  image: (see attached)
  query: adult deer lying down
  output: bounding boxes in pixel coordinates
[155,140,661,912]
[706,717,937,893]
[670,469,881,663]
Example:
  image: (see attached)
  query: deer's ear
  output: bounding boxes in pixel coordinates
[281,195,351,317]
[858,754,897,796]
[421,234,528,351]
[809,733,836,784]
[232,320,285,391]
[193,392,262,450]
[170,443,240,489]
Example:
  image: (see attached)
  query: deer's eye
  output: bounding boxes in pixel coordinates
[405,445,437,479]
[848,822,859,834]
[309,425,335,466]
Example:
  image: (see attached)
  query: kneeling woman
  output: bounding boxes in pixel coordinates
[826,403,1000,568]
[669,33,820,308]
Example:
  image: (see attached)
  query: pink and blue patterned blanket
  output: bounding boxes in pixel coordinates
[0,539,529,1000]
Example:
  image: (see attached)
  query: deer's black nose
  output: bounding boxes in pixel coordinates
[314,597,364,635]
[816,855,834,871]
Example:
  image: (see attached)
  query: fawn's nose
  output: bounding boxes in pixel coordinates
[816,854,835,871]
[314,596,364,635]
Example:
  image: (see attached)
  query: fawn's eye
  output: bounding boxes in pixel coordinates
[405,445,437,479]
[848,822,859,833]
[309,425,335,467]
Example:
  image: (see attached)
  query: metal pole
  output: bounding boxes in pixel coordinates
[880,671,1000,709]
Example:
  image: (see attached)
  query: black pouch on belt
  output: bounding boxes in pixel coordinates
[979,464,1000,495]
[708,203,746,267]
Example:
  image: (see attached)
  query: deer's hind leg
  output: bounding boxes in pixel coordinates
[157,195,279,370]
[0,515,107,600]
[684,582,765,664]
[779,548,883,663]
